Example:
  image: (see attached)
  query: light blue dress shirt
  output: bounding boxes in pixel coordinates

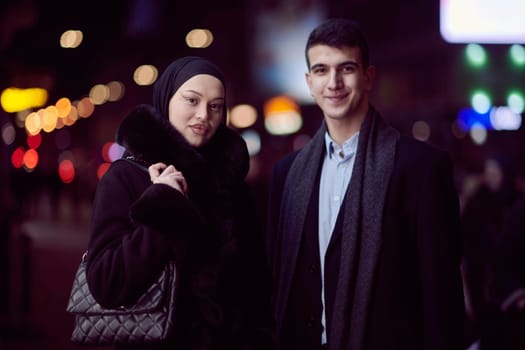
[318,131,359,344]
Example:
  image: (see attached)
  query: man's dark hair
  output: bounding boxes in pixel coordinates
[305,18,370,70]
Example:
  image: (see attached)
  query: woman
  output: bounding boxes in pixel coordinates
[85,56,274,350]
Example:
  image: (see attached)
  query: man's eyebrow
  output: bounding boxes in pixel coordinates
[310,63,326,71]
[310,60,360,71]
[338,60,360,68]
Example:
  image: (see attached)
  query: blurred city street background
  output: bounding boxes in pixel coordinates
[2,0,525,349]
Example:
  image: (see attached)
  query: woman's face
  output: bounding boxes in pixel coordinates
[168,74,225,147]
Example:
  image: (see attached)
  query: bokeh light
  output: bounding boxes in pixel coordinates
[241,129,261,156]
[465,43,487,68]
[230,104,258,129]
[507,90,525,114]
[509,44,525,67]
[263,95,303,135]
[89,84,110,105]
[77,97,95,118]
[56,97,72,117]
[60,29,83,48]
[471,90,492,114]
[134,65,158,86]
[107,81,125,101]
[11,147,25,168]
[97,163,111,180]
[470,123,487,145]
[27,133,42,149]
[412,120,431,142]
[1,122,16,145]
[23,148,39,170]
[186,29,214,48]
[58,159,75,183]
[1,87,48,113]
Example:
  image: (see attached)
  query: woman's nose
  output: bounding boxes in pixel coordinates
[195,103,209,120]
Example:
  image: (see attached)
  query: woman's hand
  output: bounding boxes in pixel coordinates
[149,162,188,196]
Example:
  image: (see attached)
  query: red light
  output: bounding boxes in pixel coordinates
[27,133,42,149]
[101,142,112,162]
[58,159,75,183]
[97,162,111,180]
[11,147,25,168]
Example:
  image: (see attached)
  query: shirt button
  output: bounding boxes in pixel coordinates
[333,195,339,201]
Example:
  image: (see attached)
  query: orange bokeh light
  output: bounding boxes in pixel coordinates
[23,148,39,169]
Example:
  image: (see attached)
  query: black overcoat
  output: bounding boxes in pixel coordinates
[266,110,465,350]
[86,105,274,350]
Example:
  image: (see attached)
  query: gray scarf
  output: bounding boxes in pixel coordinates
[278,106,399,350]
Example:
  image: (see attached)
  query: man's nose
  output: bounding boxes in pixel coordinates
[327,70,342,89]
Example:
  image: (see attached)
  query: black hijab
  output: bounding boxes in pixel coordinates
[152,56,226,121]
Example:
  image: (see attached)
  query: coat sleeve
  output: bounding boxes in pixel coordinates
[85,160,203,308]
[415,150,465,350]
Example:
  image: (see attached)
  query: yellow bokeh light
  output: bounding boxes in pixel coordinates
[60,30,83,48]
[1,87,48,113]
[56,97,72,118]
[229,104,258,128]
[42,106,58,132]
[134,65,158,86]
[89,84,109,105]
[25,111,41,136]
[186,29,213,48]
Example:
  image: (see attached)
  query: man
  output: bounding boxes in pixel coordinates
[266,18,465,350]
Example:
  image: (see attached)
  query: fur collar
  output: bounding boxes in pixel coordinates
[115,104,249,191]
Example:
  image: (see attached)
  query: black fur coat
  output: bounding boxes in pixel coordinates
[85,105,274,350]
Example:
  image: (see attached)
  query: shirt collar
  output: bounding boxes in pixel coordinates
[324,131,360,160]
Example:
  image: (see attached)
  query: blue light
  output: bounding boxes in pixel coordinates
[457,107,493,131]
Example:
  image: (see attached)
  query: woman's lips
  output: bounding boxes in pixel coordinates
[190,124,208,135]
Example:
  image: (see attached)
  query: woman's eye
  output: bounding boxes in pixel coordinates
[185,97,197,104]
[210,103,223,112]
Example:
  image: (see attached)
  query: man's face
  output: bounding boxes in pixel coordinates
[306,44,374,122]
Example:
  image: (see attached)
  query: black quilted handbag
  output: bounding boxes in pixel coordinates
[66,252,177,345]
